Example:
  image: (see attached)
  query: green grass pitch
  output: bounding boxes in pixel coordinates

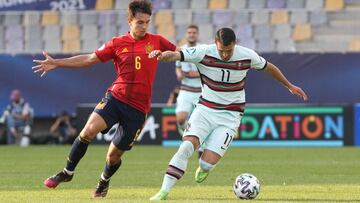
[0,146,360,202]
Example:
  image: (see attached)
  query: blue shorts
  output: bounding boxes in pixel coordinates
[94,93,146,151]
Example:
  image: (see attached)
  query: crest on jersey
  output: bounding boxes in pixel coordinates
[145,43,154,54]
[186,47,196,55]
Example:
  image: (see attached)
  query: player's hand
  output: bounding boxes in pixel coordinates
[148,50,162,60]
[188,70,200,78]
[176,73,183,81]
[288,85,308,101]
[32,51,57,77]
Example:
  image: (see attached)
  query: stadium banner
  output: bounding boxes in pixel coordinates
[355,104,360,146]
[77,104,354,147]
[162,105,354,147]
[0,0,96,11]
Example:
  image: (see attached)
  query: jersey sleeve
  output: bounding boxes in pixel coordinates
[181,45,207,63]
[249,50,267,71]
[95,39,115,62]
[159,35,176,51]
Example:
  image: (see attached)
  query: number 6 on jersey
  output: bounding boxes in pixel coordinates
[135,56,141,70]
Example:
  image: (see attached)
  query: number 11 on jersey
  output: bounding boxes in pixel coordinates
[221,69,230,82]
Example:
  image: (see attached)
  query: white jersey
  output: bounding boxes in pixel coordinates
[181,44,267,113]
[176,43,202,92]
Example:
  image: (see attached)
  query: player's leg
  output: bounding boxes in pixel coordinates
[195,126,237,183]
[150,106,211,201]
[189,92,204,159]
[93,142,124,197]
[94,102,146,197]
[176,91,204,158]
[150,135,199,201]
[44,112,108,188]
[195,149,221,183]
[176,111,187,135]
[44,94,118,189]
[198,144,204,159]
[175,91,191,136]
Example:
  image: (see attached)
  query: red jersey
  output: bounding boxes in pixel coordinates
[95,33,176,113]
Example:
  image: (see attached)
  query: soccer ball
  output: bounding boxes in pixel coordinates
[233,173,260,200]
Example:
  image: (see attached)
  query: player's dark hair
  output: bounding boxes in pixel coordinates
[215,28,236,46]
[187,24,199,32]
[128,0,152,19]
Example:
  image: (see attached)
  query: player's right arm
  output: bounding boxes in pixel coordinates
[32,51,101,77]
[149,45,206,63]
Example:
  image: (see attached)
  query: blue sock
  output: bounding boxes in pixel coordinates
[101,160,122,181]
[65,136,89,172]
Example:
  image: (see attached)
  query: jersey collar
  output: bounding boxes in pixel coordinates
[127,32,149,42]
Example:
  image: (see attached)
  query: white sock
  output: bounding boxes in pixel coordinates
[63,168,74,175]
[199,159,216,172]
[160,140,194,193]
[160,174,177,193]
[101,173,110,182]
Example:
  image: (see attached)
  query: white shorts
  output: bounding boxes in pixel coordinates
[175,90,201,114]
[183,104,241,157]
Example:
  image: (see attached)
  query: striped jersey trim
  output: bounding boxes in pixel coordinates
[201,74,245,92]
[199,96,245,112]
[180,84,201,92]
[200,55,251,70]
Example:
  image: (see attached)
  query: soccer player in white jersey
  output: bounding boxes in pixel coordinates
[175,24,203,157]
[148,28,308,200]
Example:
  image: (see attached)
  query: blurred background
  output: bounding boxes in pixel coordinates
[0,0,359,147]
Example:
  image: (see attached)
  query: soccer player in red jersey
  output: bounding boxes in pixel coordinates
[32,0,176,197]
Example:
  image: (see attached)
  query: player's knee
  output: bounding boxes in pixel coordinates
[106,145,124,165]
[183,136,200,149]
[176,140,195,159]
[79,125,98,141]
[176,113,187,125]
[177,117,186,125]
[199,159,216,172]
[106,152,121,165]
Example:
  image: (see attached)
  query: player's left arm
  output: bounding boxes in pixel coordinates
[264,62,308,101]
